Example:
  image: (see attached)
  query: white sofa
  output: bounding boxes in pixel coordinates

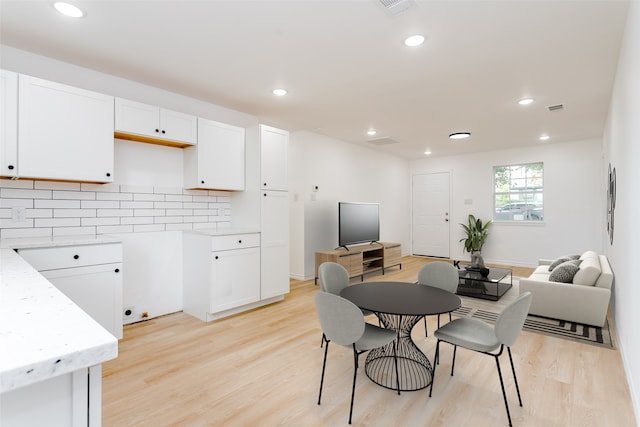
[519,251,613,327]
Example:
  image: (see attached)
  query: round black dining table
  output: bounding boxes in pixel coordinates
[340,281,461,391]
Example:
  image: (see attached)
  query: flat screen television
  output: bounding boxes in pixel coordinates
[338,202,380,248]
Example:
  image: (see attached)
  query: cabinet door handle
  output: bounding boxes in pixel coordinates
[238,240,242,244]
[106,172,111,177]
[201,180,205,184]
[8,165,14,170]
[161,130,166,134]
[155,129,160,133]
[114,268,120,273]
[73,254,79,260]
[263,193,267,197]
[214,255,219,260]
[263,182,267,187]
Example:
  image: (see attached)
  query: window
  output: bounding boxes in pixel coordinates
[494,162,543,221]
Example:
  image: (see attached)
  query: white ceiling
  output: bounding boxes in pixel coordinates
[0,0,630,159]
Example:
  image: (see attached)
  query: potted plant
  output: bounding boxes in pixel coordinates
[460,214,492,269]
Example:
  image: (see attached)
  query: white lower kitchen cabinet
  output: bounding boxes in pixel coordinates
[260,190,290,299]
[17,243,123,339]
[183,231,264,322]
[0,365,102,427]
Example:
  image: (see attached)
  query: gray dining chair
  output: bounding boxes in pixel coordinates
[429,291,533,427]
[314,291,400,424]
[318,262,375,347]
[417,261,459,336]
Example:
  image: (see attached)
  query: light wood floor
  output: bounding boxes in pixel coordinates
[102,256,636,426]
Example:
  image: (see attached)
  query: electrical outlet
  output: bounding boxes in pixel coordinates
[11,207,26,222]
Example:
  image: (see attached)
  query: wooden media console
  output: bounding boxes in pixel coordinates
[314,242,402,283]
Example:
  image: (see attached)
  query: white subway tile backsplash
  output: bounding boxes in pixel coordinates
[81,200,120,209]
[53,190,95,200]
[1,227,52,239]
[154,186,183,195]
[97,192,133,201]
[82,217,120,226]
[120,201,154,209]
[133,193,164,202]
[120,184,154,194]
[0,198,34,208]
[54,209,97,218]
[121,217,154,225]
[154,216,183,224]
[1,188,51,199]
[134,209,165,217]
[35,199,80,209]
[97,209,134,217]
[0,180,233,239]
[81,183,120,192]
[0,180,34,189]
[96,225,134,234]
[35,218,81,228]
[26,209,53,218]
[35,181,81,191]
[53,226,96,236]
[0,219,34,228]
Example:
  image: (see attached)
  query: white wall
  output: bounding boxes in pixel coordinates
[289,131,410,280]
[603,1,640,420]
[410,139,604,267]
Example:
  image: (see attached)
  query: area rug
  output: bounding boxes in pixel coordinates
[451,279,614,349]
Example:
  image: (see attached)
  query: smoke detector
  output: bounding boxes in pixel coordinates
[547,104,565,112]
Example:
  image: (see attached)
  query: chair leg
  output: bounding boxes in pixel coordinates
[424,316,428,336]
[450,345,457,376]
[495,354,513,427]
[507,347,523,407]
[318,341,329,405]
[349,344,359,424]
[437,313,441,329]
[320,332,326,348]
[429,340,440,397]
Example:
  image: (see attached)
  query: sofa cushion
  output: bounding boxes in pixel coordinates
[580,250,598,260]
[573,257,601,286]
[549,260,581,283]
[548,254,580,271]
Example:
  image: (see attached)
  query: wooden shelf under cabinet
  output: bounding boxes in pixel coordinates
[315,242,402,284]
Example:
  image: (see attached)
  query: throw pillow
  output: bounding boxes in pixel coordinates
[548,255,580,271]
[549,260,581,283]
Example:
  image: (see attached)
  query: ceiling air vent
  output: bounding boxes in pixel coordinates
[548,104,565,112]
[378,0,414,15]
[368,137,400,146]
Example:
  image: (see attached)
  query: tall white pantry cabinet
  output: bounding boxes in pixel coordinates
[233,125,290,300]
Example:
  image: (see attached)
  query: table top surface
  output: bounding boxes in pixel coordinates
[340,281,461,316]
[458,266,512,282]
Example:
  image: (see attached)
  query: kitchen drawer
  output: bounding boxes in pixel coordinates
[17,243,123,271]
[211,233,260,252]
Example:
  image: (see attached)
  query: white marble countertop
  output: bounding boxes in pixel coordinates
[184,228,260,236]
[1,234,121,250]
[0,248,118,393]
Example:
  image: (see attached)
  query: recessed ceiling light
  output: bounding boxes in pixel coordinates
[449,132,471,140]
[54,2,84,18]
[367,129,377,136]
[272,88,287,96]
[518,98,534,106]
[424,150,432,155]
[539,134,550,141]
[404,35,425,47]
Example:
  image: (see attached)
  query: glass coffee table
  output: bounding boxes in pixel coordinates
[456,266,512,301]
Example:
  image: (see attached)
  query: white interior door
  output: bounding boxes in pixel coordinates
[412,172,450,258]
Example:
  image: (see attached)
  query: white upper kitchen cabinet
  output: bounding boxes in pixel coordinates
[184,118,245,190]
[0,69,18,178]
[114,97,197,147]
[17,74,114,183]
[260,125,289,191]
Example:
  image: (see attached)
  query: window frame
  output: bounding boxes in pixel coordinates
[493,162,544,222]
